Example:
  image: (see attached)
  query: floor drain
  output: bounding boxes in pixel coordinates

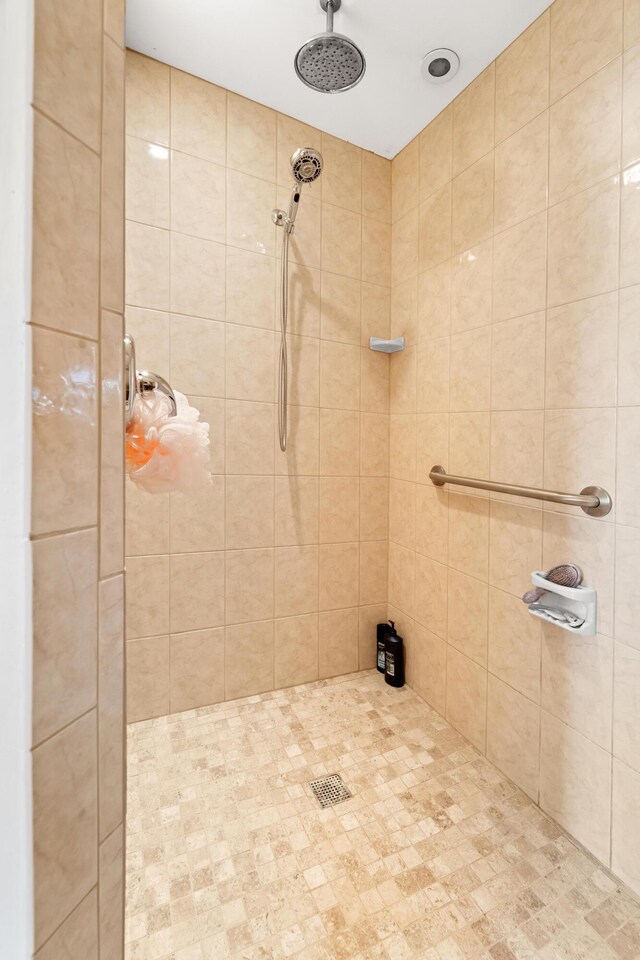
[309,773,352,808]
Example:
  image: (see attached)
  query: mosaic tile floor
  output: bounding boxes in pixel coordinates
[126,671,640,960]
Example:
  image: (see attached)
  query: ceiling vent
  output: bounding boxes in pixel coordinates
[421,48,460,84]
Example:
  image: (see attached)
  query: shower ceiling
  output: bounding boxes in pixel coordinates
[125,0,553,159]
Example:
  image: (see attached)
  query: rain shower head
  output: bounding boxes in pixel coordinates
[290,147,323,184]
[295,0,366,94]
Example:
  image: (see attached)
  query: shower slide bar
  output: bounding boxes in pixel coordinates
[429,465,612,517]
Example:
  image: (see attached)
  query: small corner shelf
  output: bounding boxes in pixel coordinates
[527,570,597,636]
[369,336,405,354]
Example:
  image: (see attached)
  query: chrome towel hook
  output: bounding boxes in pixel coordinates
[124,334,178,427]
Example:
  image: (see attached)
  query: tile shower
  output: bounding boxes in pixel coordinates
[119,0,640,956]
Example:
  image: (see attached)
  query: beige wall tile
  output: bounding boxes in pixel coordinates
[32,329,98,535]
[275,614,319,688]
[226,325,275,403]
[361,349,390,414]
[170,233,225,320]
[550,59,622,205]
[392,137,419,222]
[170,477,225,553]
[414,555,448,638]
[416,485,448,564]
[452,154,494,254]
[360,412,390,477]
[321,205,362,279]
[490,411,544,490]
[612,760,640,895]
[319,477,359,543]
[391,277,418,348]
[360,478,389,541]
[543,409,617,519]
[451,239,493,334]
[450,327,491,412]
[413,624,446,714]
[418,261,451,342]
[33,712,97,949]
[388,477,416,550]
[362,217,392,286]
[546,293,619,408]
[487,675,540,800]
[491,313,545,410]
[540,711,612,863]
[489,586,541,702]
[320,273,361,344]
[361,282,391,345]
[496,12,550,143]
[286,191,321,269]
[319,608,359,679]
[275,476,319,546]
[171,151,226,242]
[416,414,449,483]
[98,575,124,840]
[99,826,124,960]
[170,315,225,397]
[227,170,276,257]
[416,336,449,417]
[100,311,124,578]
[126,136,170,228]
[275,405,319,477]
[613,641,640,771]
[362,151,391,223]
[387,540,415,617]
[319,409,360,476]
[446,646,487,751]
[319,542,359,610]
[125,221,170,310]
[453,65,495,176]
[33,530,97,746]
[126,636,170,721]
[226,475,274,549]
[391,343,418,413]
[547,176,620,306]
[542,626,613,748]
[359,604,388,669]
[322,133,362,214]
[449,413,490,485]
[32,115,100,339]
[225,621,275,700]
[360,541,388,605]
[170,68,225,163]
[418,184,452,274]
[391,210,419,285]
[626,0,640,47]
[275,545,319,617]
[492,212,548,323]
[615,523,640,650]
[618,407,640,526]
[623,42,640,168]
[320,341,360,410]
[227,92,276,181]
[226,248,276,330]
[447,568,489,666]
[101,38,125,316]
[494,113,549,232]
[226,400,274,475]
[550,0,623,101]
[224,549,273,625]
[124,306,170,374]
[448,495,490,581]
[419,106,453,201]
[388,414,415,482]
[621,162,640,287]
[126,487,169,555]
[125,555,170,640]
[171,551,225,631]
[618,284,640,404]
[286,335,320,407]
[126,52,170,145]
[35,0,102,150]
[489,501,543,597]
[35,891,98,960]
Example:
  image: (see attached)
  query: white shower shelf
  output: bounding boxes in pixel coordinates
[369,336,405,353]
[527,570,597,637]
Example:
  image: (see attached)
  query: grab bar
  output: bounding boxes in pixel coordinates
[429,465,612,518]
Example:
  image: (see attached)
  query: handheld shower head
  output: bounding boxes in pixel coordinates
[295,0,366,94]
[290,147,323,185]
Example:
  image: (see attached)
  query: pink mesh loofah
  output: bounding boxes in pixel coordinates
[126,389,211,494]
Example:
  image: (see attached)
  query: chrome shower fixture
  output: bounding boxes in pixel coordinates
[295,0,366,94]
[272,148,324,452]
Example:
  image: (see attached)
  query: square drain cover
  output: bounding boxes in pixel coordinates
[309,773,352,808]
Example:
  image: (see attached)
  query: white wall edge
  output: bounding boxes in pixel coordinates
[0,0,34,954]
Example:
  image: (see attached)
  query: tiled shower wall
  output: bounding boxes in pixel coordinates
[387,0,640,897]
[30,0,125,956]
[124,52,391,720]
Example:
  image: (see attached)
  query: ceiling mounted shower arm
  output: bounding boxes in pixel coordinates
[321,0,340,31]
